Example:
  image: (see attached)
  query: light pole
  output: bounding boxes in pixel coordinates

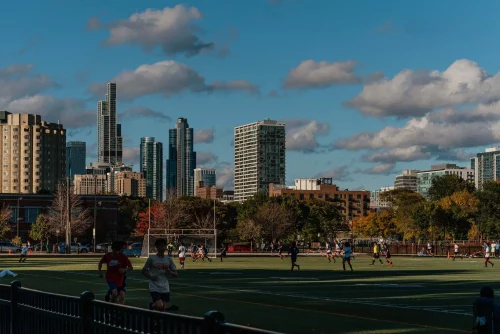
[16,197,22,238]
[147,198,151,257]
[213,198,217,258]
[93,174,97,253]
[65,176,71,254]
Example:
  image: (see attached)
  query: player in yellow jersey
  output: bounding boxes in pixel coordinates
[370,242,383,265]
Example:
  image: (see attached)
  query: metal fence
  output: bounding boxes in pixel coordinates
[0,281,282,334]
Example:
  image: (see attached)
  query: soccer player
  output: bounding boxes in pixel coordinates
[491,241,496,258]
[220,243,227,262]
[167,242,174,257]
[342,242,353,271]
[277,241,284,260]
[484,243,494,267]
[445,242,451,258]
[98,241,131,305]
[326,241,335,263]
[18,244,28,263]
[288,242,300,271]
[371,242,383,265]
[105,241,133,304]
[201,245,212,262]
[190,243,198,261]
[142,239,178,312]
[178,242,186,269]
[453,243,463,260]
[382,243,394,267]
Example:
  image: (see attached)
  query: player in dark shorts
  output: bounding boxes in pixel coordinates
[277,241,284,260]
[342,242,353,271]
[371,242,383,265]
[382,243,394,267]
[288,242,300,271]
[105,241,132,303]
[220,244,227,262]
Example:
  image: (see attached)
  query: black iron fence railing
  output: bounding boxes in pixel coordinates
[0,281,282,334]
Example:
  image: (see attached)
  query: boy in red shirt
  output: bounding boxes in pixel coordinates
[98,241,131,304]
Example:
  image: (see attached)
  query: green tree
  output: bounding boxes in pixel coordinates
[0,206,12,240]
[29,214,50,249]
[476,181,500,238]
[427,174,475,202]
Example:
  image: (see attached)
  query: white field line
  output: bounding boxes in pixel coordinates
[59,270,471,317]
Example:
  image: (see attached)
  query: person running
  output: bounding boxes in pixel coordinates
[307,241,313,255]
[105,241,133,303]
[484,243,494,267]
[288,242,300,271]
[220,243,227,262]
[142,239,178,312]
[277,241,284,260]
[201,245,212,262]
[453,243,463,260]
[326,241,336,263]
[342,242,353,271]
[178,242,186,269]
[98,241,131,304]
[382,243,394,267]
[371,242,383,265]
[191,243,198,261]
[18,244,28,263]
[167,242,174,257]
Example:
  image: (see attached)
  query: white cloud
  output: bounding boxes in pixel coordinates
[197,152,218,165]
[0,64,34,78]
[363,163,396,175]
[123,147,140,166]
[5,95,94,129]
[208,80,259,94]
[284,60,360,89]
[88,60,258,101]
[119,106,171,121]
[345,59,500,118]
[285,119,330,153]
[364,146,431,163]
[89,5,214,56]
[216,163,234,189]
[194,129,215,144]
[314,165,351,181]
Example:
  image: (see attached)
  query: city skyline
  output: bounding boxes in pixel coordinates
[3,1,500,191]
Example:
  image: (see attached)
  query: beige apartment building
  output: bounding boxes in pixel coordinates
[74,174,107,195]
[0,112,66,194]
[114,171,146,197]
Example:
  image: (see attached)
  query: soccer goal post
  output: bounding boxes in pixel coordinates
[141,229,217,258]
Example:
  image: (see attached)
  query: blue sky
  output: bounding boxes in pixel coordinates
[2,0,500,191]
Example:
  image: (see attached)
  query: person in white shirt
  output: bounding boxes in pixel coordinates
[18,244,28,263]
[491,242,497,258]
[453,243,463,261]
[485,243,494,268]
[178,243,186,269]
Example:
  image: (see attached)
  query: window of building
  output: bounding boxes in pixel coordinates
[24,135,29,139]
[299,193,304,200]
[24,207,41,223]
[13,128,18,132]
[3,186,7,190]
[309,194,314,199]
[357,194,361,199]
[3,128,7,132]
[318,193,323,199]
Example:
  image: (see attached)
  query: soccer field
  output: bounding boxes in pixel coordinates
[0,255,487,333]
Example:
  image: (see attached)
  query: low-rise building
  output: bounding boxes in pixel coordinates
[74,174,107,195]
[196,185,223,200]
[269,178,370,220]
[394,170,419,192]
[370,186,395,210]
[114,171,146,197]
[222,190,234,203]
[417,164,474,198]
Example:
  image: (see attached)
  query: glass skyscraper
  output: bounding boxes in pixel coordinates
[97,82,123,165]
[66,141,86,182]
[166,118,196,197]
[471,147,500,190]
[140,137,163,201]
[194,168,216,194]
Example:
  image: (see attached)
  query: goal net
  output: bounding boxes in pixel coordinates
[141,229,217,258]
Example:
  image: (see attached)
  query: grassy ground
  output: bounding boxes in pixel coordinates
[0,254,490,333]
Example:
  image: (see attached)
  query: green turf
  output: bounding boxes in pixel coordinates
[0,255,489,333]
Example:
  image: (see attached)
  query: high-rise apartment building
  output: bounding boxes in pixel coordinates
[417,164,474,197]
[234,119,286,202]
[97,83,123,165]
[66,141,86,182]
[471,147,500,190]
[194,168,216,194]
[106,164,133,193]
[394,170,419,192]
[140,137,163,201]
[166,118,196,197]
[0,111,66,194]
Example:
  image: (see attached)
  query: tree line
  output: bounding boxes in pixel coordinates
[353,175,500,241]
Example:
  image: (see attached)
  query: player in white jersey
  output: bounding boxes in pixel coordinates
[326,242,335,263]
[178,243,186,269]
[453,243,463,260]
[484,243,494,267]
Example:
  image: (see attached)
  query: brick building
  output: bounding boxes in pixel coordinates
[195,185,223,200]
[0,193,118,244]
[269,178,370,220]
